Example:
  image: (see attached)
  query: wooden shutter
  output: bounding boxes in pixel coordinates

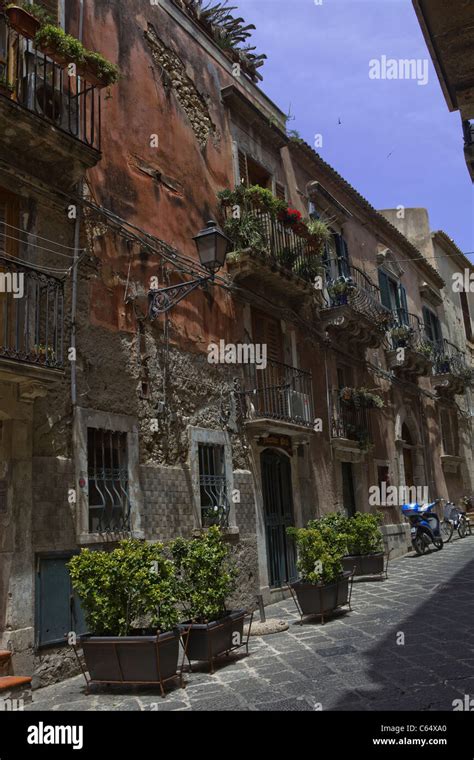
[253,310,282,364]
[398,284,409,324]
[238,150,248,187]
[275,182,286,201]
[460,291,473,342]
[378,271,392,311]
[335,234,350,277]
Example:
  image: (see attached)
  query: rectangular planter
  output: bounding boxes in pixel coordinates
[80,630,182,696]
[290,571,352,623]
[343,552,385,577]
[178,609,247,673]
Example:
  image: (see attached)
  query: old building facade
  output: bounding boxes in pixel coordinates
[0,0,472,687]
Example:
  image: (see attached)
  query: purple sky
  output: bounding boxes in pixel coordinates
[233,0,474,260]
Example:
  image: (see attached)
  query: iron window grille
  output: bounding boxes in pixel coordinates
[87,428,131,533]
[198,443,229,528]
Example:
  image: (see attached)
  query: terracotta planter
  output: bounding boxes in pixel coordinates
[76,62,105,88]
[6,6,40,39]
[291,571,352,623]
[343,552,385,577]
[37,45,70,67]
[80,630,182,692]
[178,609,246,672]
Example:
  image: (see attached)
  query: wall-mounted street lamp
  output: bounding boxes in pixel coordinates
[148,220,230,318]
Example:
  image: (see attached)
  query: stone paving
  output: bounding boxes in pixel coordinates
[25,535,474,711]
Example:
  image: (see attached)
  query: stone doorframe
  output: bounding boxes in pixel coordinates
[394,406,427,491]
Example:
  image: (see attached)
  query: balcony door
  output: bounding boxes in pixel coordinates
[251,311,285,419]
[261,448,297,588]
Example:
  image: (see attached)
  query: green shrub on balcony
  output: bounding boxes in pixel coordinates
[34,24,119,86]
[340,386,384,409]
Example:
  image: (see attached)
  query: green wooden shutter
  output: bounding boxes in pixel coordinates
[335,234,350,277]
[398,284,409,324]
[378,271,392,311]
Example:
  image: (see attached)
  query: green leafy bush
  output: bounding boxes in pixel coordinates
[68,540,179,636]
[223,211,267,252]
[345,512,383,556]
[35,24,86,62]
[83,50,120,86]
[287,523,347,585]
[171,526,237,623]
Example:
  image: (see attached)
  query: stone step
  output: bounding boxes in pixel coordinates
[0,676,33,707]
[0,650,12,677]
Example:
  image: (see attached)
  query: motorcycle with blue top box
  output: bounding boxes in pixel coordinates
[402,500,444,555]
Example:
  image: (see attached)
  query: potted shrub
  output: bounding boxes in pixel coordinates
[391,324,413,348]
[278,206,302,227]
[342,512,385,576]
[327,275,355,305]
[34,24,85,66]
[340,386,384,409]
[68,539,184,695]
[80,51,120,88]
[287,521,352,623]
[172,526,246,673]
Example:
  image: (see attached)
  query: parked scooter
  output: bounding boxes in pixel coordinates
[402,500,444,555]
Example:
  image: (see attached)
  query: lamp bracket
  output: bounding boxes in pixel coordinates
[148,275,214,318]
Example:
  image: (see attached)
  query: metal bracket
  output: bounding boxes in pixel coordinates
[148,275,213,318]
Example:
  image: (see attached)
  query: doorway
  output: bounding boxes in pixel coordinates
[261,449,297,588]
[341,461,356,517]
[402,423,415,487]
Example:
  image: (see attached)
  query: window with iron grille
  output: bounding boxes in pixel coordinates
[198,443,229,528]
[87,428,131,533]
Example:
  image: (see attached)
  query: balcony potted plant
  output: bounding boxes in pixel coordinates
[340,386,384,409]
[34,24,85,66]
[327,275,355,305]
[172,526,247,673]
[390,324,413,348]
[79,51,120,87]
[68,539,184,695]
[277,206,302,228]
[287,520,353,624]
[5,3,44,38]
[341,512,386,577]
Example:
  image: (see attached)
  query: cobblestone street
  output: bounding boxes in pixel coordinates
[24,536,474,712]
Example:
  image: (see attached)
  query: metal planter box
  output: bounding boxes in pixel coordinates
[343,552,385,577]
[179,609,248,673]
[79,630,183,696]
[290,571,353,624]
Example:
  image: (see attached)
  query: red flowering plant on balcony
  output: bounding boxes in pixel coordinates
[278,207,302,227]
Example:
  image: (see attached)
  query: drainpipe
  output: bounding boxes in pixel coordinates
[70,0,85,408]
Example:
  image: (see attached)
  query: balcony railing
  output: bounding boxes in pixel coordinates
[389,309,431,353]
[240,359,314,427]
[325,264,392,326]
[432,338,468,377]
[224,207,323,285]
[1,23,101,150]
[330,389,373,444]
[0,256,64,370]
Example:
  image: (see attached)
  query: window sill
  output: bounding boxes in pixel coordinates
[78,530,145,545]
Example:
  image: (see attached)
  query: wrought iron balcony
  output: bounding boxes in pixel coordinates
[330,389,373,448]
[1,22,101,149]
[385,309,433,377]
[431,338,472,396]
[320,264,392,348]
[0,256,64,375]
[224,207,324,300]
[239,359,314,428]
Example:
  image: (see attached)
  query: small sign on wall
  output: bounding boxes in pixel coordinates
[257,435,293,455]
